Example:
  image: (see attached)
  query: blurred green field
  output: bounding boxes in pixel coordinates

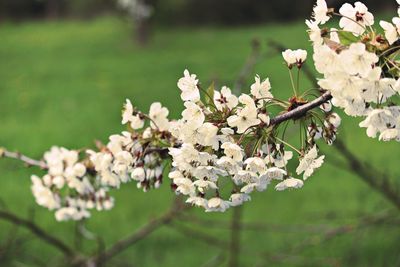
[0,17,400,267]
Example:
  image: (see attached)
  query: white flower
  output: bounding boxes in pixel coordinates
[122,99,134,125]
[221,142,244,162]
[282,49,307,68]
[275,178,304,191]
[264,167,287,180]
[393,17,400,35]
[313,0,330,24]
[230,193,251,206]
[320,101,332,112]
[296,145,325,180]
[31,175,60,210]
[182,102,205,128]
[339,2,374,36]
[186,196,208,208]
[227,96,260,133]
[55,207,90,222]
[265,147,293,168]
[193,179,218,192]
[206,197,230,212]
[313,44,342,75]
[359,109,398,138]
[53,176,65,189]
[306,20,324,45]
[131,167,146,182]
[196,123,219,148]
[258,113,270,125]
[122,99,144,129]
[216,156,241,174]
[244,157,266,173]
[177,69,200,102]
[149,102,170,131]
[362,67,397,103]
[380,20,398,45]
[174,178,196,195]
[325,113,341,128]
[338,43,378,77]
[250,75,273,101]
[233,170,258,185]
[379,128,399,141]
[213,86,238,111]
[240,183,259,194]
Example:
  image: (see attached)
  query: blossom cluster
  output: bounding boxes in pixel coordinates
[31,147,114,221]
[31,100,175,221]
[307,0,400,141]
[165,69,330,212]
[27,0,400,221]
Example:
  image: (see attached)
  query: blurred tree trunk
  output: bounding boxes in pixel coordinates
[134,0,158,47]
[46,0,62,20]
[135,18,150,46]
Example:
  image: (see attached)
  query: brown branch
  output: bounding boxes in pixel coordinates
[334,140,400,210]
[0,148,47,169]
[290,210,398,254]
[90,198,186,266]
[269,91,332,126]
[260,211,399,266]
[0,210,75,258]
[233,39,262,94]
[178,213,330,233]
[168,222,229,249]
[268,39,400,211]
[227,206,242,267]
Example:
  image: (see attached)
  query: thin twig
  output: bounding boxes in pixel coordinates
[0,209,75,257]
[260,211,398,266]
[89,198,186,265]
[168,222,229,249]
[0,148,47,169]
[178,213,331,233]
[334,140,400,210]
[233,39,261,94]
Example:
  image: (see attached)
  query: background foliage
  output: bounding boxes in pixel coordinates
[0,0,397,24]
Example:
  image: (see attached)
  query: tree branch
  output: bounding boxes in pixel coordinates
[0,148,47,169]
[269,91,332,126]
[334,140,400,210]
[268,39,400,210]
[0,210,75,257]
[90,198,186,265]
[168,222,229,249]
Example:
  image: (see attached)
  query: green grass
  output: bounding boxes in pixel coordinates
[0,16,400,267]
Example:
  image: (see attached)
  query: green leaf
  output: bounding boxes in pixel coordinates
[205,82,215,106]
[338,31,359,46]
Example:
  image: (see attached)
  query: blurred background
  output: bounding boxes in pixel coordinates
[1,0,400,266]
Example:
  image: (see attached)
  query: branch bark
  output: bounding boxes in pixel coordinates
[268,39,400,210]
[0,148,47,169]
[269,91,332,126]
